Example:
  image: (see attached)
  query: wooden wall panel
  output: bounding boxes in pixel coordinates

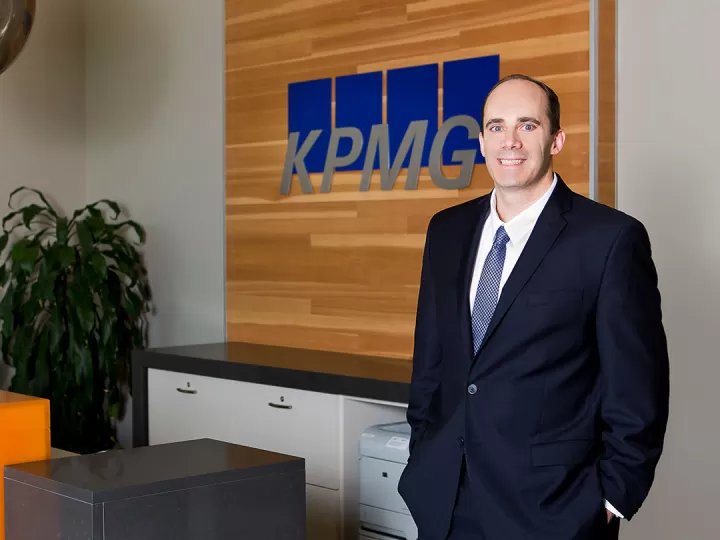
[225,0,616,360]
[597,0,616,207]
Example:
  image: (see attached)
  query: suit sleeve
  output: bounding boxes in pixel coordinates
[596,219,670,520]
[407,220,443,455]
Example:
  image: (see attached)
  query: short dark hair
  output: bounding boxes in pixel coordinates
[481,74,561,134]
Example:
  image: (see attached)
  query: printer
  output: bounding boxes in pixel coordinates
[358,422,418,540]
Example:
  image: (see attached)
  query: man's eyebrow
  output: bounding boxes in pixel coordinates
[484,117,542,128]
[484,118,504,128]
[517,116,541,125]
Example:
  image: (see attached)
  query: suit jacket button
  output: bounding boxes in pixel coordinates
[468,384,477,395]
[457,437,464,447]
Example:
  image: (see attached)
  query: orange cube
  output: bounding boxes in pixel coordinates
[0,391,51,540]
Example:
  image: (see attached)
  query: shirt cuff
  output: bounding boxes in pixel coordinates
[604,500,624,519]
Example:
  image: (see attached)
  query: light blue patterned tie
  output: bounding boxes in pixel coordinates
[471,225,510,355]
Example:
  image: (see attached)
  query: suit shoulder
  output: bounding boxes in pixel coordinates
[569,191,648,236]
[426,194,489,231]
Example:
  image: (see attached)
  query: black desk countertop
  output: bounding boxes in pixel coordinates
[4,438,303,503]
[132,341,411,447]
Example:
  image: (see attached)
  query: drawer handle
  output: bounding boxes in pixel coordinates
[268,402,292,410]
[176,387,197,394]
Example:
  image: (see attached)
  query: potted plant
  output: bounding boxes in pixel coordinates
[0,187,153,454]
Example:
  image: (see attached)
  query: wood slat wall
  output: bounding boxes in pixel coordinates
[597,0,616,207]
[225,0,616,360]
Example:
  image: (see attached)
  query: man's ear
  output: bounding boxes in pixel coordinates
[478,131,485,158]
[550,128,566,155]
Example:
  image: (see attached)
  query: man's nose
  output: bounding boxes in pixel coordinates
[501,132,522,150]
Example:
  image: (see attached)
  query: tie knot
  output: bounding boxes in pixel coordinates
[493,225,510,247]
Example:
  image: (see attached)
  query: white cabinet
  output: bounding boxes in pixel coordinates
[148,368,342,539]
[148,368,340,489]
[146,368,408,540]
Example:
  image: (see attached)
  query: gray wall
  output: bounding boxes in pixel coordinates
[0,0,85,221]
[83,0,226,448]
[84,0,226,349]
[617,1,719,538]
[0,0,86,389]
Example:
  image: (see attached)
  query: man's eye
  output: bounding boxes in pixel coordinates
[489,126,501,132]
[521,124,536,131]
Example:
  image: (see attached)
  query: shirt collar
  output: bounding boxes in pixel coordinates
[488,173,557,246]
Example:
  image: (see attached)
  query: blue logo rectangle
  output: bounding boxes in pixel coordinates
[282,54,500,194]
[443,55,500,166]
[335,71,383,172]
[387,63,438,169]
[287,77,331,175]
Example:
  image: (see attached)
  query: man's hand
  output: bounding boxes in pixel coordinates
[606,510,614,523]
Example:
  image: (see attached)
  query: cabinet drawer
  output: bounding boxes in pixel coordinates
[148,368,242,445]
[146,369,340,489]
[230,379,340,490]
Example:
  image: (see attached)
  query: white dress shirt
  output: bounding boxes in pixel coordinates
[467,173,623,520]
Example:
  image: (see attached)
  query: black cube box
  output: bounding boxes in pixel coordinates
[4,438,305,539]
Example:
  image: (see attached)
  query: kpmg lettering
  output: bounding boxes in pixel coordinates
[280,54,500,195]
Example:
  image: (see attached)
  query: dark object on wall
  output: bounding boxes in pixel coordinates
[3,438,307,540]
[0,186,153,454]
[0,0,36,75]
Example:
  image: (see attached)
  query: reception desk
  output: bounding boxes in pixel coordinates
[0,391,51,540]
[132,342,412,540]
[5,438,306,539]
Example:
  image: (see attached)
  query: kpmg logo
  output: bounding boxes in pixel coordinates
[280,54,500,195]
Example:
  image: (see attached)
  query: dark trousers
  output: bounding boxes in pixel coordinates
[445,455,621,540]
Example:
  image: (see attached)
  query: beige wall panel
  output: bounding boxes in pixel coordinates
[225,0,615,360]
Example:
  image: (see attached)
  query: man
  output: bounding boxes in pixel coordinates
[397,74,669,540]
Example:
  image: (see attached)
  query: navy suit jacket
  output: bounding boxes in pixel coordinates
[397,176,669,540]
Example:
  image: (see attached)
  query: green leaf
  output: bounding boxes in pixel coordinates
[0,283,15,339]
[49,308,63,350]
[22,291,42,322]
[10,239,40,273]
[22,204,47,229]
[69,283,95,333]
[8,186,58,218]
[108,247,135,278]
[36,260,54,301]
[44,243,74,272]
[102,318,113,345]
[90,251,108,279]
[54,245,75,270]
[85,214,107,238]
[56,217,69,245]
[32,329,51,395]
[112,220,146,243]
[72,199,121,222]
[10,325,34,388]
[72,342,92,386]
[124,290,143,319]
[76,221,93,256]
[0,233,8,253]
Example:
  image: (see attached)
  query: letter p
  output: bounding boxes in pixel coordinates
[321,127,363,192]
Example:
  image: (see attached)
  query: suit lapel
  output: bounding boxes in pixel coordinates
[472,176,574,361]
[456,197,491,362]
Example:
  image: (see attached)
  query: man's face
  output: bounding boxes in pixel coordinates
[479,79,565,191]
